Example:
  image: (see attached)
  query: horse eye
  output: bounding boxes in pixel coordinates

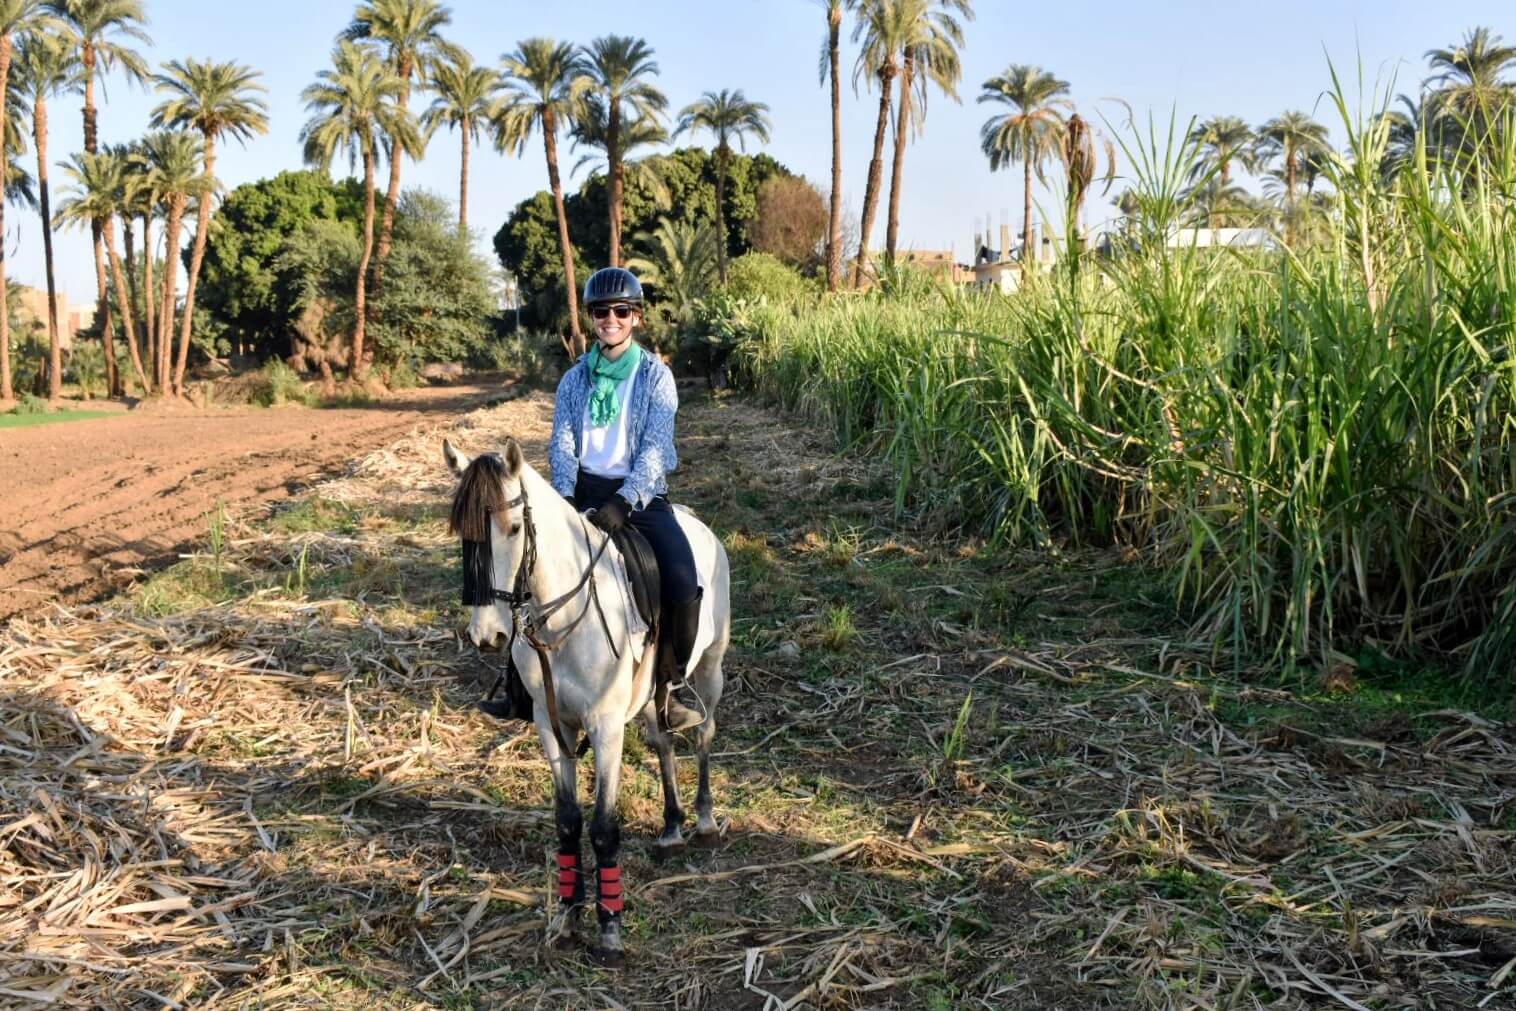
[509,523,521,536]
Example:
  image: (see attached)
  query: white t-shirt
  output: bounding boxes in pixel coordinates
[579,366,639,479]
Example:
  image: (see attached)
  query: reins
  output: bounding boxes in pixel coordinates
[476,479,622,756]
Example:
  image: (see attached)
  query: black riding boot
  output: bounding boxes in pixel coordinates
[658,590,705,732]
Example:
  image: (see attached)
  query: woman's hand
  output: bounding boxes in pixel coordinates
[590,497,629,534]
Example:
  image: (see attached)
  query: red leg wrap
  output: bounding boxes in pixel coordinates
[557,853,579,901]
[597,865,624,914]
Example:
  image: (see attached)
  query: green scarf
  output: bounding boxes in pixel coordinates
[587,341,643,427]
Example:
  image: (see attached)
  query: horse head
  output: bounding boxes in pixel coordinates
[444,437,528,650]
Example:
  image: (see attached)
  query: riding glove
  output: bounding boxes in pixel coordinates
[591,496,630,534]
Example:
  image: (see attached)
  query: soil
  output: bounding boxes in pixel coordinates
[0,381,510,623]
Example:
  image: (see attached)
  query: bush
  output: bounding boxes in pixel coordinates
[725,252,816,303]
[12,392,47,415]
[386,358,420,390]
[257,358,309,407]
[65,341,106,399]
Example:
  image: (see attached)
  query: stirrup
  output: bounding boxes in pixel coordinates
[660,680,705,732]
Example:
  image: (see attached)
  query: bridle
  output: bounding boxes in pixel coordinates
[465,478,622,754]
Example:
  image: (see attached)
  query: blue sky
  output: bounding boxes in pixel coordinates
[10,0,1511,300]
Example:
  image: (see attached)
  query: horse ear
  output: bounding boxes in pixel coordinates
[503,437,524,477]
[443,439,471,476]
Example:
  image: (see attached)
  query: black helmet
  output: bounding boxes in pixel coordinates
[582,267,643,306]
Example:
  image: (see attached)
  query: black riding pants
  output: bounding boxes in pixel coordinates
[574,471,699,606]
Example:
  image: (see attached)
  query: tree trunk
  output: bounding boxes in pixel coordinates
[607,97,621,267]
[714,145,730,284]
[354,146,377,379]
[158,196,184,395]
[174,135,217,396]
[826,5,843,293]
[90,215,118,393]
[543,107,583,358]
[373,56,412,293]
[105,215,147,392]
[884,53,913,269]
[123,218,142,368]
[458,117,469,236]
[1023,151,1034,263]
[852,61,895,287]
[1284,140,1297,246]
[82,43,118,395]
[0,32,13,403]
[35,98,61,401]
[141,213,157,392]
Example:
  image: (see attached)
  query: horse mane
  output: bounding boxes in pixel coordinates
[449,453,510,542]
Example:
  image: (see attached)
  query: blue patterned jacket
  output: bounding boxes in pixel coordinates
[549,347,679,510]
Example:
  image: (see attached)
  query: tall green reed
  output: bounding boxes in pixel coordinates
[737,71,1516,681]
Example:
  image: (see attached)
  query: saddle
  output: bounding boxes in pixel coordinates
[610,526,661,639]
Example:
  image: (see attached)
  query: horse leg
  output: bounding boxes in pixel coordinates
[542,726,584,947]
[642,710,686,858]
[586,720,627,968]
[692,652,725,846]
[693,711,721,846]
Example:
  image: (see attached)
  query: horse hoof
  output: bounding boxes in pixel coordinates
[652,840,686,862]
[590,945,626,969]
[693,829,723,849]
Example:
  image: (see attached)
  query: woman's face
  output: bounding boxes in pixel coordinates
[592,302,640,348]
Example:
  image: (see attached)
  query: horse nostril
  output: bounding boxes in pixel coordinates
[477,631,504,653]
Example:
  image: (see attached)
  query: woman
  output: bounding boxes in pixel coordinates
[549,266,704,731]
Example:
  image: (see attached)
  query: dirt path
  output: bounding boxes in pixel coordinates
[0,382,508,622]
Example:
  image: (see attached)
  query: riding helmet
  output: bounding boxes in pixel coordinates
[582,266,643,306]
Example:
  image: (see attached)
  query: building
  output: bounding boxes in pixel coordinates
[971,221,1059,294]
[895,249,975,285]
[15,285,95,348]
[1164,227,1276,250]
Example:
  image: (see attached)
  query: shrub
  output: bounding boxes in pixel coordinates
[725,252,816,303]
[66,341,107,399]
[13,393,47,415]
[257,358,309,407]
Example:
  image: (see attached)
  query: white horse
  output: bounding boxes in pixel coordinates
[443,437,730,966]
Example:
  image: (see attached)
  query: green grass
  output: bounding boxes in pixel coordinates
[0,408,115,429]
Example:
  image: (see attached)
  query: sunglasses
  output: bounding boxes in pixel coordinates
[590,304,636,320]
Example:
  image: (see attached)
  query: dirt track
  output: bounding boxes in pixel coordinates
[0,382,508,622]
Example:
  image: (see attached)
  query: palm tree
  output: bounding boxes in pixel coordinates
[140,129,205,394]
[817,0,845,292]
[1255,110,1328,242]
[977,64,1069,263]
[495,37,590,357]
[569,97,669,204]
[1255,111,1328,206]
[1378,94,1426,181]
[342,0,456,287]
[0,0,55,403]
[1425,26,1516,138]
[46,0,148,395]
[1188,115,1255,186]
[151,57,268,394]
[624,215,718,325]
[301,40,413,381]
[580,35,665,266]
[14,29,77,400]
[881,0,970,267]
[421,49,500,235]
[848,0,897,286]
[119,136,156,384]
[55,148,145,390]
[674,88,771,285]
